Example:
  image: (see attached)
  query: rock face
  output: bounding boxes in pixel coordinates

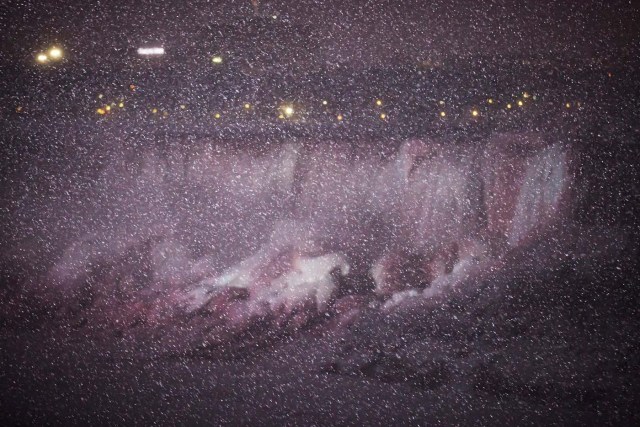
[2,131,637,426]
[19,133,576,336]
[372,134,574,297]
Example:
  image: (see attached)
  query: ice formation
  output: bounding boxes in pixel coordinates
[34,133,574,333]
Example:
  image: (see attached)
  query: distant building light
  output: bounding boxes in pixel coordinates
[439,111,446,117]
[487,98,494,104]
[517,100,524,107]
[282,105,294,117]
[337,114,343,121]
[137,47,165,56]
[380,113,387,120]
[506,103,512,109]
[322,100,328,106]
[471,109,479,117]
[375,99,383,106]
[49,47,63,59]
[211,56,223,64]
[36,54,48,63]
[214,113,221,119]
[244,103,251,110]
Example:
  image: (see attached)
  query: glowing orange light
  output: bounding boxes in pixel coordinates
[565,102,571,109]
[129,84,136,91]
[96,108,106,115]
[337,114,343,121]
[282,105,294,117]
[49,47,63,59]
[105,105,111,111]
[380,113,387,120]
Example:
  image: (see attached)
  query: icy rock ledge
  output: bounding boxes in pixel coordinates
[184,249,350,320]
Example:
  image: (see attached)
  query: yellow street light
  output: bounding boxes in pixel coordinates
[49,47,63,59]
[282,105,294,117]
[212,56,223,64]
[36,54,48,63]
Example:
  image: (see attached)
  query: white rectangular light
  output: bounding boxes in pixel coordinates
[137,47,165,56]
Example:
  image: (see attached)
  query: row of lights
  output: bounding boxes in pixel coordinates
[36,45,227,66]
[93,89,583,121]
[94,101,577,121]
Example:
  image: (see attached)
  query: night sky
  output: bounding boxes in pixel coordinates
[2,0,639,67]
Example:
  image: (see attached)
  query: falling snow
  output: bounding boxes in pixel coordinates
[1,0,639,425]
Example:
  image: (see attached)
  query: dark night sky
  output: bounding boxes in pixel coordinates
[2,0,639,67]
